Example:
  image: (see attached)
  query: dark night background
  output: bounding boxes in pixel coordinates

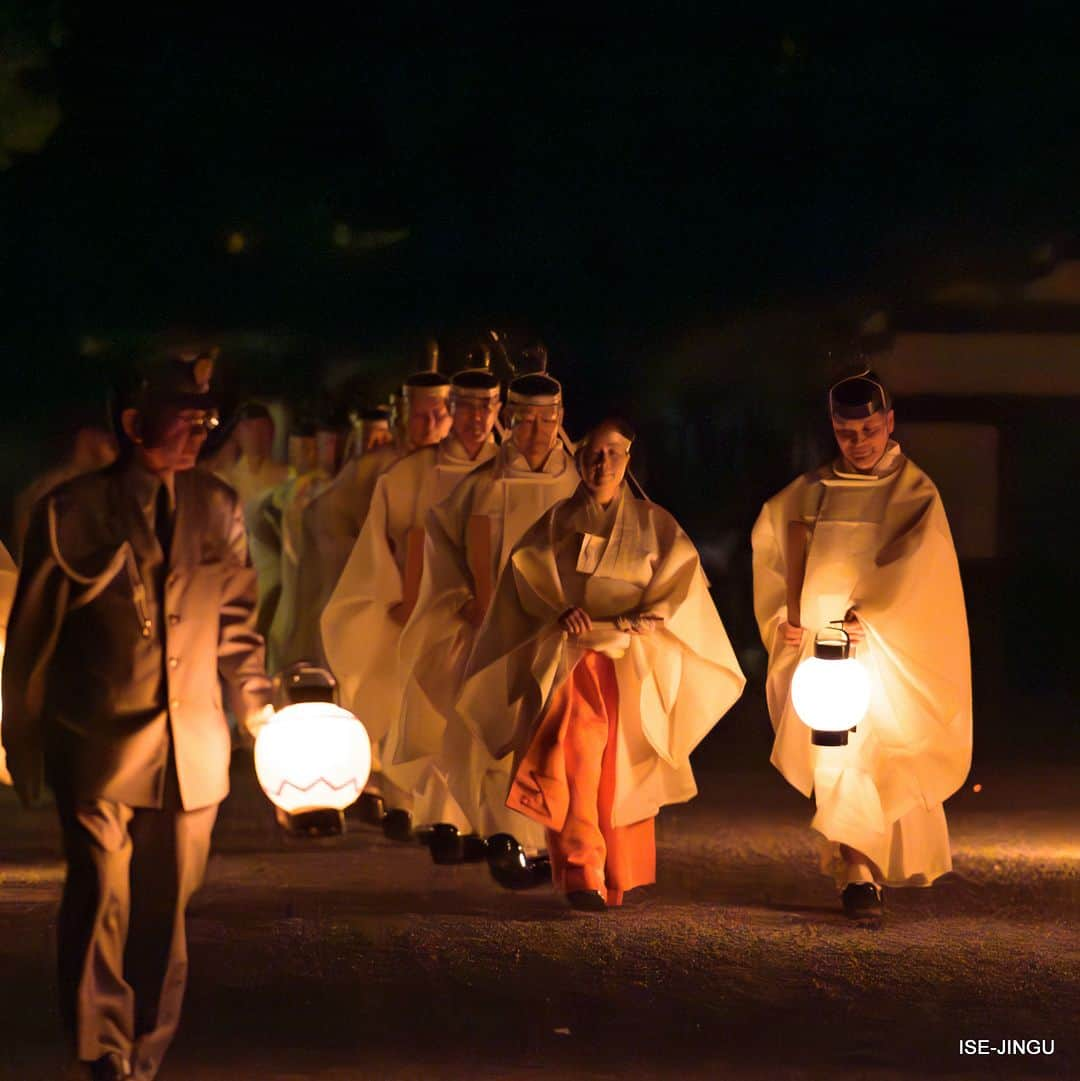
[2,10,1078,760]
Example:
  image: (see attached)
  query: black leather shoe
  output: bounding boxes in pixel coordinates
[429,822,465,863]
[486,834,552,890]
[842,882,884,919]
[382,808,414,842]
[461,833,489,862]
[87,1052,132,1080]
[567,889,607,911]
[356,791,386,825]
[528,852,553,885]
[278,808,345,837]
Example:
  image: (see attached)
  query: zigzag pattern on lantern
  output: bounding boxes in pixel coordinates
[270,777,365,798]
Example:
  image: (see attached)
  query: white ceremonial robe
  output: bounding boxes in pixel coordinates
[266,467,331,671]
[0,540,17,785]
[751,443,972,886]
[292,445,404,664]
[459,485,745,827]
[397,443,583,848]
[322,437,496,816]
[219,456,291,633]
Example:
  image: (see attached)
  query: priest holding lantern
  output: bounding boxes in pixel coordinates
[458,419,745,909]
[751,371,972,919]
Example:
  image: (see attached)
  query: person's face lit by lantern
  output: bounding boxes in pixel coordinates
[236,415,274,465]
[509,404,562,470]
[831,409,894,472]
[362,420,393,453]
[578,424,631,506]
[450,393,499,458]
[123,406,217,473]
[404,393,451,448]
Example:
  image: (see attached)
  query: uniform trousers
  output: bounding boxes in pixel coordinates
[53,762,217,1081]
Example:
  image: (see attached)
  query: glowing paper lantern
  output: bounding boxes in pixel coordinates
[791,634,871,747]
[254,702,371,814]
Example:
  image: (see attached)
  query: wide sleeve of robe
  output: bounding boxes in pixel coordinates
[320,472,404,742]
[752,460,972,820]
[459,495,746,822]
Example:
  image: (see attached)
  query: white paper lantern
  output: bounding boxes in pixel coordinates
[254,702,371,813]
[791,639,871,746]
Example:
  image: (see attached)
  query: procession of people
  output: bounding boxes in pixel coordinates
[0,341,972,1080]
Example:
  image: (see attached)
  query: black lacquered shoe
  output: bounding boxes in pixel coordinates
[528,852,553,885]
[461,833,489,862]
[278,807,345,837]
[486,834,552,889]
[87,1052,132,1081]
[429,822,466,863]
[842,882,884,919]
[567,889,607,911]
[356,791,386,825]
[382,808,414,842]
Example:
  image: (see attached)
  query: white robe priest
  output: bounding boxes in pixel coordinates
[322,435,496,818]
[397,438,580,852]
[752,440,972,889]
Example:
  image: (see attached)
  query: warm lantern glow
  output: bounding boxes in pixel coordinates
[791,654,871,735]
[254,702,371,813]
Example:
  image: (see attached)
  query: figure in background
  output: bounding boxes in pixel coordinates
[1,352,272,1081]
[323,365,501,838]
[12,424,118,560]
[399,371,580,885]
[751,371,972,918]
[267,414,343,672]
[343,403,393,461]
[293,354,452,666]
[218,402,290,637]
[459,420,745,908]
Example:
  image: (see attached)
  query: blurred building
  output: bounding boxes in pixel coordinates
[863,249,1080,708]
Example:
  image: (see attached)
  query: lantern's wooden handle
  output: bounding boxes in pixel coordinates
[785,520,810,629]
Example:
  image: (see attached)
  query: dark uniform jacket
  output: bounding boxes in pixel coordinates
[1,458,272,810]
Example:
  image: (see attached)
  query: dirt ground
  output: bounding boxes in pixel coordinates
[1,709,1076,1081]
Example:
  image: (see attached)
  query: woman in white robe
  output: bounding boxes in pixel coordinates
[459,420,745,908]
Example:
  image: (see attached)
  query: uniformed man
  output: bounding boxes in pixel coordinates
[12,424,118,560]
[322,366,501,838]
[751,371,972,918]
[1,352,273,1080]
[398,371,580,884]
